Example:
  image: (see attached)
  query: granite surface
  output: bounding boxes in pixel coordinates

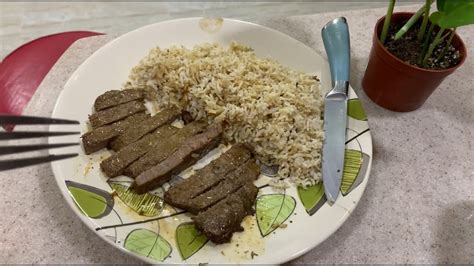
[1,6,473,264]
[0,1,407,60]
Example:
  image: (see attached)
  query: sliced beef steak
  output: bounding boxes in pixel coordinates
[183,160,259,214]
[192,184,258,244]
[89,100,146,129]
[164,143,260,243]
[181,111,194,124]
[133,123,223,193]
[109,107,181,151]
[124,121,208,177]
[100,125,179,177]
[94,89,144,111]
[164,144,253,212]
[82,112,149,154]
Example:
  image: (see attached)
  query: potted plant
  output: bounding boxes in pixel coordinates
[362,0,472,112]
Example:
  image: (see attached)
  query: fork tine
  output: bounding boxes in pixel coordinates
[0,153,78,171]
[0,115,79,125]
[0,143,78,156]
[0,131,80,140]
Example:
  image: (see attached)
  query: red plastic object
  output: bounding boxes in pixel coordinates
[0,31,103,130]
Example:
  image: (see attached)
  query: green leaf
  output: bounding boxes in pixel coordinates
[430,11,445,25]
[347,98,367,121]
[341,149,364,196]
[66,180,113,219]
[176,222,208,260]
[297,182,326,216]
[438,3,474,28]
[124,229,172,261]
[109,183,164,217]
[437,0,446,11]
[256,194,296,237]
[443,0,466,13]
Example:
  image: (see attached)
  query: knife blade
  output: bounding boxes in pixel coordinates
[321,17,350,204]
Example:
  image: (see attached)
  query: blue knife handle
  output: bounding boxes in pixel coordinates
[321,17,350,91]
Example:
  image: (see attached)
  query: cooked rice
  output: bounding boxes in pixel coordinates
[124,42,324,187]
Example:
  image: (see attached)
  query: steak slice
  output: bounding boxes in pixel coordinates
[124,121,208,177]
[164,144,253,212]
[133,123,223,193]
[181,160,259,214]
[89,100,146,129]
[109,107,181,151]
[181,111,194,124]
[192,184,258,244]
[81,112,149,155]
[94,89,144,111]
[100,125,179,178]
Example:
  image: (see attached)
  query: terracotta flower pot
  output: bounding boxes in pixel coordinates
[362,12,467,112]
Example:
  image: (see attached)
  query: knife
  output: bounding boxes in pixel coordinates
[321,17,350,204]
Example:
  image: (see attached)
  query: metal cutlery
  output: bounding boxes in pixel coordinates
[0,115,79,171]
[321,17,350,204]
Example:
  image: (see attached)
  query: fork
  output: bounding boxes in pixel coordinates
[0,115,80,171]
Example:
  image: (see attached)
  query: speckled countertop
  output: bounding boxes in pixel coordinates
[0,1,406,60]
[1,6,473,264]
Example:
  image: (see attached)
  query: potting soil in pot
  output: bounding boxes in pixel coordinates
[385,20,461,70]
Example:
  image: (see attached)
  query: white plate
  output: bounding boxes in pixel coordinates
[49,17,372,264]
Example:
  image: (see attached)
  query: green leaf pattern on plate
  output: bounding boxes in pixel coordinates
[66,180,114,219]
[347,98,367,121]
[297,148,370,215]
[297,182,326,216]
[256,194,296,237]
[176,222,208,260]
[341,149,363,195]
[124,228,172,261]
[109,183,164,216]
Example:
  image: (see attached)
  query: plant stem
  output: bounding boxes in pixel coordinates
[418,23,435,65]
[436,28,456,61]
[380,0,396,44]
[417,0,432,41]
[422,28,446,67]
[394,4,425,40]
